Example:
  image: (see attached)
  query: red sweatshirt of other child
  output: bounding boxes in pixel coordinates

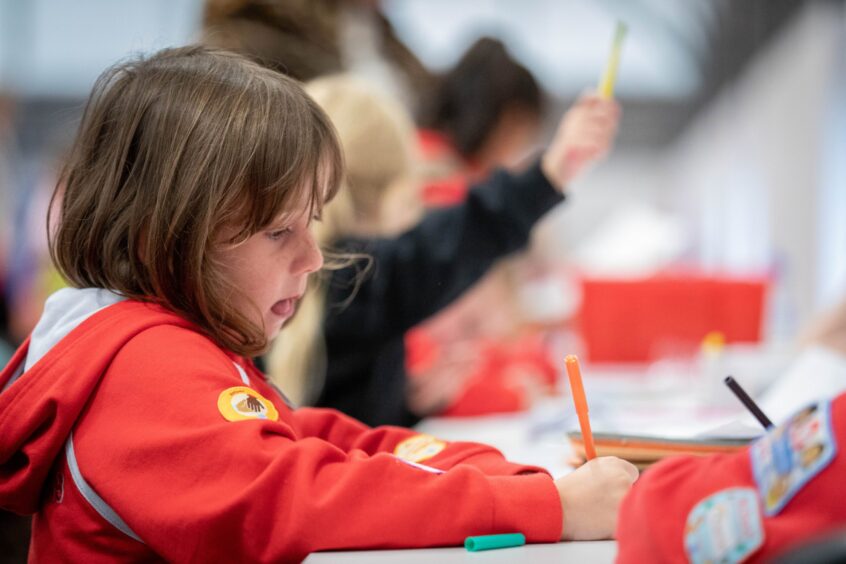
[617,394,846,563]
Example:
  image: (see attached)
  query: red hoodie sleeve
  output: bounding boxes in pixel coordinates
[616,394,846,563]
[290,406,550,476]
[71,326,562,563]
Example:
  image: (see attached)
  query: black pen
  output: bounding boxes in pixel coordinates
[724,375,774,430]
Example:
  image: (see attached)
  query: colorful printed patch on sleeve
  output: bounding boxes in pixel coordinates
[393,434,447,463]
[684,487,764,564]
[750,400,837,516]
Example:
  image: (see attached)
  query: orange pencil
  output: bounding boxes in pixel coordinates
[565,354,597,460]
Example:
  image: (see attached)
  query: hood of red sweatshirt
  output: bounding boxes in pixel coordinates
[0,293,193,515]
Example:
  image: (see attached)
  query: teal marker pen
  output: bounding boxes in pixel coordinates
[464,533,526,552]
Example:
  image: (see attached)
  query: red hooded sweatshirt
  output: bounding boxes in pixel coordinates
[0,289,562,562]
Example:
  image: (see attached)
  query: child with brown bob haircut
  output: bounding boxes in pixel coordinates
[0,46,636,562]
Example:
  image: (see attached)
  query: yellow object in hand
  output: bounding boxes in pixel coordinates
[599,22,628,99]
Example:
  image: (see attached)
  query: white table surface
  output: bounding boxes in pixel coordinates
[304,540,617,563]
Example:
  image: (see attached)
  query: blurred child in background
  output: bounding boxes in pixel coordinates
[202,0,432,112]
[270,63,619,427]
[417,37,544,203]
[407,37,561,418]
[270,73,423,406]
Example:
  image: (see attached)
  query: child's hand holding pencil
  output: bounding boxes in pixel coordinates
[555,456,639,540]
[556,354,639,540]
[541,92,620,191]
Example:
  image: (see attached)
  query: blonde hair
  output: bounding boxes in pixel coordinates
[269,74,417,404]
[50,46,342,357]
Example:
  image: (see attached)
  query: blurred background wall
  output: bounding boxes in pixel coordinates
[0,0,843,345]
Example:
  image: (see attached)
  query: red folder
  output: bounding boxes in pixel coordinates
[579,275,769,363]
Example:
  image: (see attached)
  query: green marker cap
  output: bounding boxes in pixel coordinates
[464,533,526,552]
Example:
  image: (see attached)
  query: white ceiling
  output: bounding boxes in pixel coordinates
[382,0,716,99]
[0,0,716,100]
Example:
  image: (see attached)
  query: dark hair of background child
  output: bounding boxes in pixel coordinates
[419,37,543,159]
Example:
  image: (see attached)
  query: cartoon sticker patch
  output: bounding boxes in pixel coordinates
[750,400,837,516]
[394,434,447,463]
[684,487,764,564]
[217,386,279,422]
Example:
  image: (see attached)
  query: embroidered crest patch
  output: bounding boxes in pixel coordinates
[394,434,447,463]
[750,400,836,516]
[684,487,764,564]
[217,386,279,422]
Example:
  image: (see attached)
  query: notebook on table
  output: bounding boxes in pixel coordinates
[567,431,755,470]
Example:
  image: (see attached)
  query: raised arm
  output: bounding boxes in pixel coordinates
[326,92,621,342]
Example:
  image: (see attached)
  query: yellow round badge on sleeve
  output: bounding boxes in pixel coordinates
[394,434,446,463]
[217,387,279,422]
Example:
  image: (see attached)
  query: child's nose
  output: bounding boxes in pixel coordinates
[294,231,323,275]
